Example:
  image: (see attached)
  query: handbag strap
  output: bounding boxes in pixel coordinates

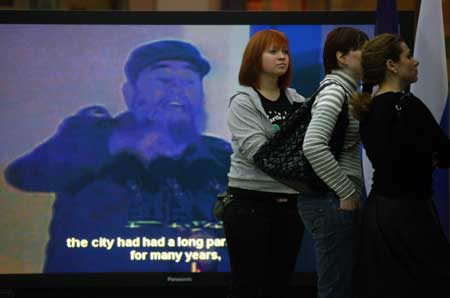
[311,80,350,159]
[310,80,349,107]
[229,82,349,124]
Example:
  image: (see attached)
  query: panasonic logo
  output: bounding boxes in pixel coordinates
[167,276,193,283]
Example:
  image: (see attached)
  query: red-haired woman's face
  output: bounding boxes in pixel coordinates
[261,44,289,78]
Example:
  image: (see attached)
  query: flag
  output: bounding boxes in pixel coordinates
[375,0,399,35]
[410,0,449,237]
[362,0,399,199]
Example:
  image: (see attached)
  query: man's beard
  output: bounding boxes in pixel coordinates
[163,109,205,145]
[134,103,206,145]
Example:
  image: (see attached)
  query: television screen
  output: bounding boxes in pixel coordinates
[0,10,414,288]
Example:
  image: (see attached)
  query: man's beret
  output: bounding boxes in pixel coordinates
[124,40,210,83]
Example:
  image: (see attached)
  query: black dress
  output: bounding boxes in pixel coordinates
[353,92,450,298]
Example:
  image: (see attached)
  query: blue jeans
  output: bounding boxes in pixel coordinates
[298,194,357,298]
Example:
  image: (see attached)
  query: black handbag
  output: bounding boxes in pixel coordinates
[253,81,349,195]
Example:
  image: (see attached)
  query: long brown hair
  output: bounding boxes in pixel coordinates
[351,34,404,120]
[239,29,292,88]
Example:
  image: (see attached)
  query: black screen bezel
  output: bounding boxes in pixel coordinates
[0,9,414,289]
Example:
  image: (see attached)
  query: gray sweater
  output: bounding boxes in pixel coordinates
[227,85,305,194]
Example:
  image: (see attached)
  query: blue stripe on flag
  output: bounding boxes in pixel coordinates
[434,97,449,237]
[375,0,399,35]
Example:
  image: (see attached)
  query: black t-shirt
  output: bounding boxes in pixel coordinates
[254,88,293,132]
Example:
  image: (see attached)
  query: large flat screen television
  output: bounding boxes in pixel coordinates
[0,9,414,292]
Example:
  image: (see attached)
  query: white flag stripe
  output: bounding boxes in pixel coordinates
[362,147,374,195]
[410,0,448,122]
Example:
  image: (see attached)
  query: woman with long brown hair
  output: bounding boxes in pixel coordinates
[352,33,450,298]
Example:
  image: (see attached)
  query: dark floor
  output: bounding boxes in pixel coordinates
[2,286,317,298]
